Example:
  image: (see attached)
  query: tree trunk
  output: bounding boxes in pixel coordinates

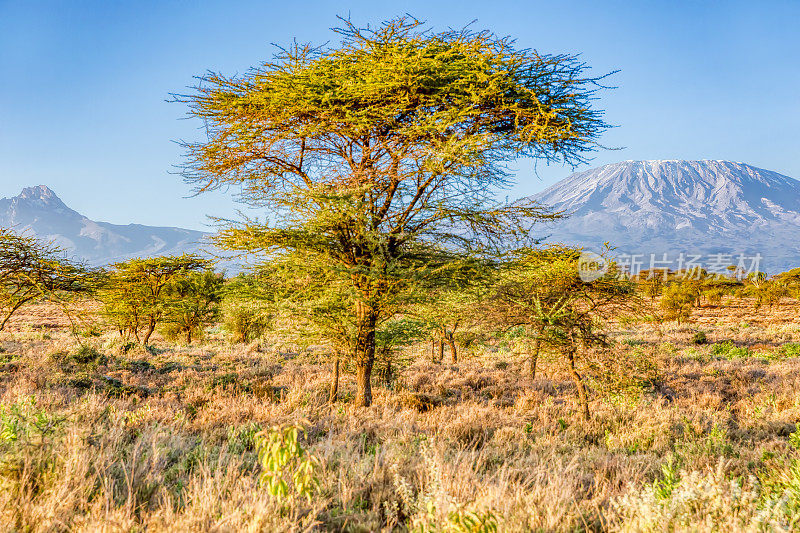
[354,301,377,407]
[529,336,541,380]
[186,329,192,344]
[142,318,156,346]
[530,325,543,380]
[567,342,590,421]
[329,357,339,404]
[446,334,458,363]
[437,339,444,363]
[384,358,393,387]
[431,339,436,361]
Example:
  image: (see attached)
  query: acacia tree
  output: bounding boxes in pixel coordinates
[176,17,610,406]
[0,228,94,331]
[100,255,210,345]
[162,270,224,343]
[490,246,636,420]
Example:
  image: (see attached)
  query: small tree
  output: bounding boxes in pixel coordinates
[100,255,210,345]
[161,270,224,343]
[776,268,800,301]
[0,228,94,331]
[413,260,491,364]
[221,274,276,343]
[490,246,636,420]
[238,252,423,403]
[176,16,610,406]
[374,316,427,387]
[660,282,698,324]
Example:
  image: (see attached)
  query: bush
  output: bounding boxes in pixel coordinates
[691,331,708,345]
[221,299,271,343]
[710,341,751,359]
[660,282,699,324]
[0,397,64,498]
[71,345,102,365]
[780,342,800,359]
[255,425,319,502]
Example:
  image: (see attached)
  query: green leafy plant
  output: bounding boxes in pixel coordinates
[255,424,319,502]
[652,458,681,500]
[447,508,499,532]
[781,342,800,359]
[790,426,800,450]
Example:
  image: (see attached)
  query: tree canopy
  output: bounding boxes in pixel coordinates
[0,228,95,331]
[99,255,211,345]
[176,16,611,406]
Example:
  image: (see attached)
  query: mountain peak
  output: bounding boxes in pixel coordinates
[16,184,65,205]
[531,159,800,273]
[0,185,207,266]
[19,185,56,198]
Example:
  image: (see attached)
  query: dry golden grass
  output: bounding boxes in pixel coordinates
[2,299,800,531]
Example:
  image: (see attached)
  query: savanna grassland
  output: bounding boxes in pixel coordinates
[2,297,800,532]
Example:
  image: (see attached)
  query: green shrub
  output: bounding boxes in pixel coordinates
[255,424,319,502]
[710,341,733,356]
[227,422,263,454]
[221,300,271,343]
[0,397,64,498]
[70,345,105,365]
[710,341,751,359]
[780,342,800,359]
[691,331,707,345]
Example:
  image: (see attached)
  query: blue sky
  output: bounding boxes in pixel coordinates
[1,0,798,230]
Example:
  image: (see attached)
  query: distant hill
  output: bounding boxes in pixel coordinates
[0,185,209,266]
[530,160,800,274]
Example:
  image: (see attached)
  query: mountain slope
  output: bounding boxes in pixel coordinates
[531,160,800,273]
[0,185,209,265]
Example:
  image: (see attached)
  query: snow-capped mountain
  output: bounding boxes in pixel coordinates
[531,160,800,274]
[0,185,209,266]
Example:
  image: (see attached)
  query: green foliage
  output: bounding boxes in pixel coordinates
[652,458,681,500]
[99,255,211,344]
[759,459,800,522]
[691,331,708,345]
[255,424,319,502]
[227,422,263,454]
[490,246,638,418]
[0,397,64,498]
[780,342,800,359]
[0,397,61,444]
[160,270,223,343]
[710,341,751,359]
[221,275,274,343]
[412,259,493,363]
[660,281,700,324]
[71,345,103,365]
[446,508,499,533]
[789,426,800,450]
[0,228,96,331]
[375,317,428,384]
[176,16,610,406]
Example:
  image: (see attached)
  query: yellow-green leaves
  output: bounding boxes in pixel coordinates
[0,228,95,331]
[255,424,320,503]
